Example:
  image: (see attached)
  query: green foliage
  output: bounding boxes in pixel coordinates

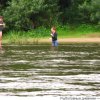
[2,0,60,30]
[30,0,60,27]
[59,0,85,23]
[3,0,45,30]
[3,24,100,44]
[57,24,99,38]
[0,0,100,31]
[90,0,100,24]
[79,0,100,25]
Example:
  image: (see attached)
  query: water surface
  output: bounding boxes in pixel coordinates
[0,44,100,96]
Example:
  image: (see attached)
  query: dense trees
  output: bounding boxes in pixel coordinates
[2,0,45,30]
[0,0,100,30]
[79,0,100,24]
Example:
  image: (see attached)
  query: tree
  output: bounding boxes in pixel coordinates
[58,0,87,24]
[90,0,100,25]
[1,0,99,31]
[0,0,9,7]
[3,0,45,30]
[2,0,60,30]
[30,0,59,27]
[79,0,100,25]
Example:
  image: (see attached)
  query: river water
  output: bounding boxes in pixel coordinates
[0,44,100,97]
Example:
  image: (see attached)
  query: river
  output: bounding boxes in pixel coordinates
[0,44,100,96]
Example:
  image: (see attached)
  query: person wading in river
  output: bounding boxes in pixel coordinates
[51,27,58,47]
[0,16,5,49]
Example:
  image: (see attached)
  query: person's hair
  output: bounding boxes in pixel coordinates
[51,26,56,31]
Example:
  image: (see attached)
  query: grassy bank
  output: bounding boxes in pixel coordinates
[3,24,100,44]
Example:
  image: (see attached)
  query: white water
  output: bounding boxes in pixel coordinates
[0,44,100,97]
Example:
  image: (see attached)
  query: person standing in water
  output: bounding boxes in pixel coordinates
[0,16,5,49]
[51,27,58,47]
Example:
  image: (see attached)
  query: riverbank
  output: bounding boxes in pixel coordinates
[40,38,100,43]
[2,37,100,44]
[2,24,100,44]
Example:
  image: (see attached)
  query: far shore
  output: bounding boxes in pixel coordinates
[2,38,100,44]
[40,38,100,43]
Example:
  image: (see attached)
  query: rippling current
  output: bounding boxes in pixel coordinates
[0,44,100,96]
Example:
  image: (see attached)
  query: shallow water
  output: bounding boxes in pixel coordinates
[0,44,100,96]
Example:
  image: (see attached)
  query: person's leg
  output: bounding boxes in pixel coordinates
[0,31,2,49]
[52,41,55,47]
[55,40,58,47]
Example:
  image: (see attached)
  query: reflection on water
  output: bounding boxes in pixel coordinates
[0,44,100,96]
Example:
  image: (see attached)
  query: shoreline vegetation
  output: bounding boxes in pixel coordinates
[3,24,100,44]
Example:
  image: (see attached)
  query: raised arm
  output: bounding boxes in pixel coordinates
[51,33,54,37]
